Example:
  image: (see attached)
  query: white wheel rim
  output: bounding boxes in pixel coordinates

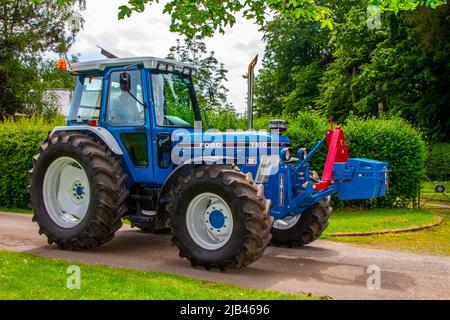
[43,156,91,229]
[186,192,233,250]
[273,215,300,230]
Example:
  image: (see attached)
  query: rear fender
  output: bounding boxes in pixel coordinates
[50,126,123,155]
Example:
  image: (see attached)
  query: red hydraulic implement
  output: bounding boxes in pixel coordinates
[313,125,349,191]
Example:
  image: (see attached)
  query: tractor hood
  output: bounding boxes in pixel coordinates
[173,130,290,150]
[171,129,291,166]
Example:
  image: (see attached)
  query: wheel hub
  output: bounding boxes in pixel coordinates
[72,182,86,200]
[186,193,234,250]
[208,210,225,229]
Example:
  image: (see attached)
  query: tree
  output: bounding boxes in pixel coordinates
[0,0,83,118]
[319,3,450,141]
[166,37,233,112]
[318,5,388,120]
[361,4,450,141]
[254,1,449,141]
[51,0,447,38]
[254,15,332,116]
[253,1,371,116]
[119,0,447,38]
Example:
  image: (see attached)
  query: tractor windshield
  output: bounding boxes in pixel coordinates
[151,71,200,128]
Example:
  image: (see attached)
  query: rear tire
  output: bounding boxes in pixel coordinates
[271,198,332,247]
[29,132,128,249]
[166,165,273,270]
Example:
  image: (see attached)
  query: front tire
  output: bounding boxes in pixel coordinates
[271,198,332,247]
[29,132,128,249]
[166,165,273,270]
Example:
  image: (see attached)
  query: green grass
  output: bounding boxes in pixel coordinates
[0,206,32,214]
[328,218,450,256]
[0,251,316,300]
[323,205,450,256]
[323,208,441,236]
[421,181,449,201]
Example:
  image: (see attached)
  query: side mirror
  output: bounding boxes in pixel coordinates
[120,71,131,91]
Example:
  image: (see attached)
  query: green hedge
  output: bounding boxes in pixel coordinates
[342,117,426,208]
[0,116,64,208]
[253,114,425,208]
[425,143,450,181]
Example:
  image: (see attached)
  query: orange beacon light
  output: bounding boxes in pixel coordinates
[56,58,68,70]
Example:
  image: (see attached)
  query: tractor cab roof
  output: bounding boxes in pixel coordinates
[69,56,197,76]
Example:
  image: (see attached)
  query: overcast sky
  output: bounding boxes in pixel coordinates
[68,0,267,113]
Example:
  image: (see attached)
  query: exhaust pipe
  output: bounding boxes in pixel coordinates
[247,55,258,130]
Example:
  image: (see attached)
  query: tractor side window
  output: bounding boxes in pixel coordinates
[68,76,102,121]
[106,70,145,127]
[121,133,148,168]
[151,72,196,127]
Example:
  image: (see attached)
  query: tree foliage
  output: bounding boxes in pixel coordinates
[0,0,83,118]
[254,15,332,115]
[320,3,450,141]
[117,0,447,37]
[425,143,450,180]
[50,0,446,38]
[166,37,233,112]
[255,2,450,142]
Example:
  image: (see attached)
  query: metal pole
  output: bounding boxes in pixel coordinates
[247,55,258,130]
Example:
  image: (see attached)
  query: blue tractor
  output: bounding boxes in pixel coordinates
[29,56,388,270]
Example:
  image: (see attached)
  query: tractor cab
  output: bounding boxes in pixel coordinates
[65,57,203,185]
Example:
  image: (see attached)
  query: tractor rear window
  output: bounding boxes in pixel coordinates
[67,76,103,121]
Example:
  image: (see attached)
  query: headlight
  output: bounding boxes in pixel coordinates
[280,148,291,162]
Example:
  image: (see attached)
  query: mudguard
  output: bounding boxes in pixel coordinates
[50,126,124,155]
